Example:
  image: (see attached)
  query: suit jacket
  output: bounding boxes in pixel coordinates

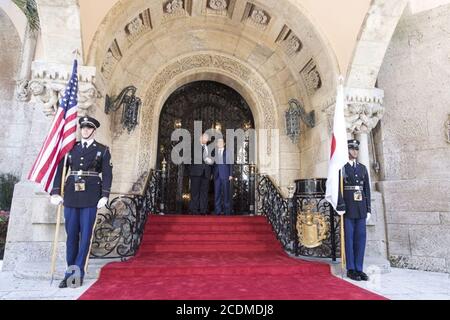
[213,149,232,180]
[189,142,213,177]
[51,140,113,208]
[337,162,371,219]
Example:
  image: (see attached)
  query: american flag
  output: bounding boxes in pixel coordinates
[28,60,79,192]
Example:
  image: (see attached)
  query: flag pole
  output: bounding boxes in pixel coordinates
[50,154,68,285]
[72,48,80,61]
[340,172,346,278]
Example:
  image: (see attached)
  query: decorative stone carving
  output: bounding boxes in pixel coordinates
[209,0,227,10]
[128,17,144,36]
[101,51,117,80]
[101,40,122,80]
[165,0,184,14]
[251,9,268,25]
[139,53,276,178]
[125,9,152,46]
[162,0,190,22]
[244,4,270,30]
[28,61,100,117]
[345,87,384,134]
[300,59,322,97]
[276,26,303,57]
[284,35,302,56]
[16,79,30,102]
[323,87,385,134]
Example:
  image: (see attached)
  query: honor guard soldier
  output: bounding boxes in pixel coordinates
[337,139,371,281]
[50,116,113,288]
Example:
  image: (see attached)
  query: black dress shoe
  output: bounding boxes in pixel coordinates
[347,270,362,281]
[58,279,68,288]
[68,277,84,288]
[357,271,369,281]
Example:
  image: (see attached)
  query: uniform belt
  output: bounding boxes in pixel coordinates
[344,186,363,191]
[69,171,99,177]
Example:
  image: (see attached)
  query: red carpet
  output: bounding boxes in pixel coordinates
[79,215,385,300]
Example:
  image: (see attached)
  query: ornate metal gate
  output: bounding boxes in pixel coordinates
[157,81,255,214]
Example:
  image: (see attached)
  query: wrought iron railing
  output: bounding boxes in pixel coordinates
[90,169,164,260]
[294,196,340,260]
[256,175,296,253]
[256,175,339,261]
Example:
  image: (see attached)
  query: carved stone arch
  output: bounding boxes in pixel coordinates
[0,8,23,100]
[86,0,341,93]
[346,0,408,88]
[137,52,279,181]
[0,2,27,44]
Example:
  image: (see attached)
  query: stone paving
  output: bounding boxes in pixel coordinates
[1,260,449,300]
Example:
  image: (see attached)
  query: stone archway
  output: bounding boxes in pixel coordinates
[157,80,256,214]
[86,0,344,195]
[110,52,281,194]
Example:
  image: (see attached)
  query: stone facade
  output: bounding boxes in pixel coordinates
[1,0,449,276]
[377,4,450,273]
[0,8,27,177]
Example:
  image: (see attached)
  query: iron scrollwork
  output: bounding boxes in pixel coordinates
[105,86,141,133]
[256,176,340,260]
[257,175,295,253]
[90,170,163,260]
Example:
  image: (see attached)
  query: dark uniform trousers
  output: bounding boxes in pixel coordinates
[337,162,371,273]
[213,149,233,215]
[189,144,212,214]
[51,141,113,278]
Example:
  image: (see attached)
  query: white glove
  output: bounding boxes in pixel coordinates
[50,195,63,206]
[97,197,108,209]
[336,211,345,216]
[366,212,372,223]
[205,157,214,165]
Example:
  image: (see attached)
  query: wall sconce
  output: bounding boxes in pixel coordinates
[213,122,222,132]
[285,98,315,143]
[243,121,252,130]
[105,86,141,133]
[174,119,182,129]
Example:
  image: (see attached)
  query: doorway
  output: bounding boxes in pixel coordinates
[157,81,256,214]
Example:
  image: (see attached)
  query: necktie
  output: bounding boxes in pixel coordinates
[83,142,88,149]
[202,145,206,163]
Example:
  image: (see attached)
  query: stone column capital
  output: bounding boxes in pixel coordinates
[323,87,385,134]
[28,61,101,117]
[345,87,385,134]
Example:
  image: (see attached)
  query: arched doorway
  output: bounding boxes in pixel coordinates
[157,81,255,215]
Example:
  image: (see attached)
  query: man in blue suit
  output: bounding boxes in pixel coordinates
[337,139,371,282]
[213,138,233,215]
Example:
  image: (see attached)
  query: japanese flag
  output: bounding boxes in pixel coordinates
[325,84,349,210]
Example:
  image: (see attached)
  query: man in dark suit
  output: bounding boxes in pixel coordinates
[189,133,213,214]
[213,138,233,215]
[337,139,371,282]
[50,116,113,288]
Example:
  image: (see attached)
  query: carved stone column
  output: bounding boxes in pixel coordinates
[344,87,385,172]
[15,26,38,102]
[35,0,84,64]
[27,61,100,117]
